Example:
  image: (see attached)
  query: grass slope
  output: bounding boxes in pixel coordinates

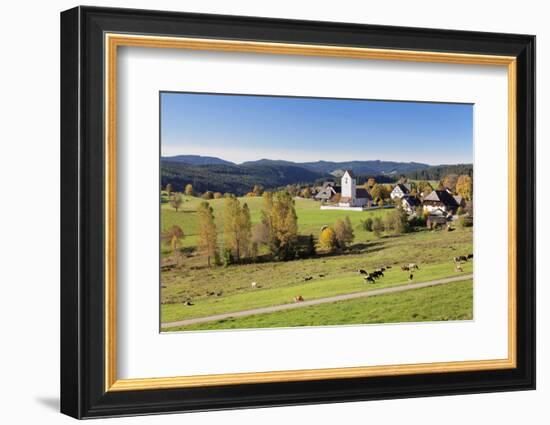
[165,280,473,331]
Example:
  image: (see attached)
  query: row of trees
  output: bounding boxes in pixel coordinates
[361,207,412,236]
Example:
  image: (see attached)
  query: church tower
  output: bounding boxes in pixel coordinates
[341,170,356,201]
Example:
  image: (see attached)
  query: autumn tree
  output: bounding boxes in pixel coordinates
[417,181,433,196]
[319,227,338,252]
[201,191,214,200]
[442,174,459,192]
[261,191,299,260]
[301,187,312,198]
[184,184,194,196]
[170,193,183,212]
[223,197,251,262]
[365,177,376,189]
[238,203,252,258]
[334,216,354,248]
[197,202,219,266]
[455,175,473,201]
[213,192,223,199]
[370,184,390,202]
[252,185,264,196]
[162,225,184,259]
[384,206,410,234]
[165,183,173,198]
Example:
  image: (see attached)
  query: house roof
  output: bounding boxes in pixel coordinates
[356,188,372,200]
[402,195,421,207]
[393,183,411,194]
[423,190,459,207]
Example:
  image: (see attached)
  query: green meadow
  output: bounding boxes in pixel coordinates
[160,195,473,331]
[167,280,473,331]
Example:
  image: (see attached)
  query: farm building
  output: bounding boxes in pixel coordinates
[401,195,421,213]
[314,182,340,201]
[422,189,460,214]
[390,183,412,200]
[426,209,452,228]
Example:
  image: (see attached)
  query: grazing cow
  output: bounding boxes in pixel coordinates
[251,282,257,288]
[294,295,304,303]
[408,273,414,282]
[184,300,194,306]
[207,291,215,296]
[467,253,474,259]
[386,265,392,269]
[216,291,223,297]
[401,265,410,271]
[454,255,468,263]
[408,263,419,270]
[358,269,368,275]
[364,275,375,284]
[304,276,313,281]
[319,274,326,278]
[373,269,384,278]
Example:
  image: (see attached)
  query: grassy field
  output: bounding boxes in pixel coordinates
[161,194,473,330]
[166,280,473,331]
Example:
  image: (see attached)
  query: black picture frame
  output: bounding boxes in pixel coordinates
[61,5,536,419]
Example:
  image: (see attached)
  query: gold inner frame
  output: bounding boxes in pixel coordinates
[104,33,518,392]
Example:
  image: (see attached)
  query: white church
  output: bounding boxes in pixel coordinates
[320,170,372,211]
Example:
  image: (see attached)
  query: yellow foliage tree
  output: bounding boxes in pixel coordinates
[319,227,337,252]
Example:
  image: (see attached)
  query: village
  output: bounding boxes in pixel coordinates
[312,169,473,230]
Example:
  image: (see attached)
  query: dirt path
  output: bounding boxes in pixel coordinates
[161,274,473,329]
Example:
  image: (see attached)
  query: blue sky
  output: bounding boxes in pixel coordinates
[160,92,473,165]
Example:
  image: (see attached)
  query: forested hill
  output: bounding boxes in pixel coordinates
[404,164,473,181]
[161,160,326,195]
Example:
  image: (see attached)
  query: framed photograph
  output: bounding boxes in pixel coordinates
[60,6,535,419]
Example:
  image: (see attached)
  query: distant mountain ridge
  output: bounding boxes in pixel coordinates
[161,155,470,195]
[162,155,235,166]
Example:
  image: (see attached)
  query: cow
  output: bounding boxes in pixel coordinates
[373,269,384,278]
[251,282,257,288]
[455,264,463,272]
[408,273,414,282]
[304,276,313,281]
[294,295,304,303]
[364,275,375,284]
[401,265,410,271]
[454,255,468,263]
[408,263,419,270]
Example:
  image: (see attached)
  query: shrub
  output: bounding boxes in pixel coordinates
[361,217,373,232]
[372,217,384,237]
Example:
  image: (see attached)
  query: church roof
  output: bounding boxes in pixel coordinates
[343,169,355,178]
[356,188,372,200]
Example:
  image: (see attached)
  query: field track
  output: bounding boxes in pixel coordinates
[162,273,473,329]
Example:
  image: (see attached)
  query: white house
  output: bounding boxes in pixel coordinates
[390,183,411,200]
[338,170,372,208]
[401,195,421,214]
[422,189,460,214]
